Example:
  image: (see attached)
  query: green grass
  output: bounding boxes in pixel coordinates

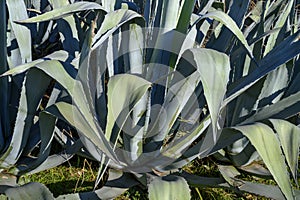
[183,158,272,200]
[23,157,99,197]
[21,155,280,199]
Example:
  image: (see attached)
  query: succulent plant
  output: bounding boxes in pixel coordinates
[1,0,300,199]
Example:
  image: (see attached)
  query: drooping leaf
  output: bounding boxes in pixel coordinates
[208,0,250,54]
[56,169,139,200]
[92,9,143,49]
[269,119,300,184]
[194,10,254,58]
[17,2,105,23]
[233,123,294,199]
[182,171,286,199]
[1,50,71,76]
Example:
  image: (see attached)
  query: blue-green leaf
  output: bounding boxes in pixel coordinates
[233,123,294,199]
[148,175,191,200]
[269,119,300,184]
[190,48,230,142]
[17,2,105,23]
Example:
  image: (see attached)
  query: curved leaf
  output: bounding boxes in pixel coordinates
[92,9,143,50]
[226,31,300,104]
[269,119,300,184]
[106,74,152,142]
[190,48,230,142]
[182,171,286,199]
[194,10,253,58]
[57,169,139,200]
[233,123,294,200]
[17,2,105,23]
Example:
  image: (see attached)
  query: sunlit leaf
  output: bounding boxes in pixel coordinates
[233,123,294,199]
[148,175,191,200]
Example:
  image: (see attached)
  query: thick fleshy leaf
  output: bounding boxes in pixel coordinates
[233,123,294,199]
[105,74,152,142]
[150,67,202,142]
[0,173,17,188]
[161,116,210,162]
[50,101,118,164]
[92,9,143,49]
[208,0,250,54]
[232,64,290,126]
[3,59,118,163]
[0,68,52,169]
[17,2,105,23]
[102,0,121,11]
[4,182,54,200]
[1,50,70,76]
[189,48,230,142]
[57,169,139,200]
[120,22,146,161]
[15,111,56,175]
[158,0,181,31]
[269,119,300,184]
[263,0,294,56]
[148,175,191,200]
[182,171,286,199]
[242,90,300,124]
[176,0,196,34]
[51,0,80,57]
[6,0,32,62]
[195,10,253,58]
[218,165,241,187]
[226,31,300,104]
[0,0,8,151]
[28,150,77,175]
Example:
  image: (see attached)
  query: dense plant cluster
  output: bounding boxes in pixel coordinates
[0,0,300,199]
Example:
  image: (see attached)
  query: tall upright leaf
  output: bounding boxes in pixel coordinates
[0,0,8,149]
[6,0,32,63]
[50,0,80,57]
[0,68,52,168]
[190,48,230,143]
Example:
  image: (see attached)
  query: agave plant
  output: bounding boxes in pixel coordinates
[0,0,98,199]
[0,0,56,198]
[2,0,300,199]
